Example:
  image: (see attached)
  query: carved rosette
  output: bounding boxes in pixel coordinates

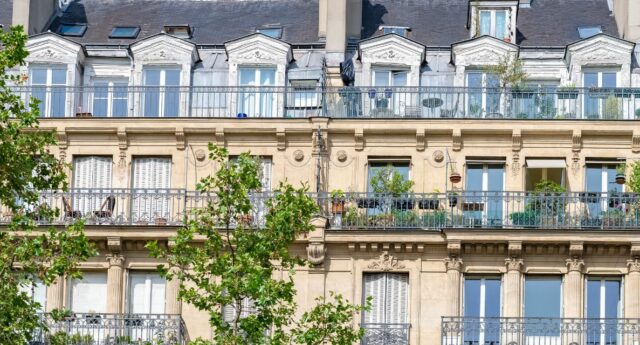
[628,259,640,273]
[444,257,464,272]
[505,258,524,272]
[306,242,326,265]
[566,258,585,273]
[368,251,405,271]
[106,254,125,268]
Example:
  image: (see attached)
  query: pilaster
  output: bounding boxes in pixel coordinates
[503,257,524,317]
[106,252,125,314]
[444,256,463,317]
[46,276,65,312]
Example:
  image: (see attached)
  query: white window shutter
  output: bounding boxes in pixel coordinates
[132,158,171,222]
[129,272,166,314]
[261,158,272,191]
[364,273,385,324]
[223,302,236,323]
[150,275,166,314]
[72,157,112,215]
[19,279,47,311]
[70,272,107,313]
[386,273,409,324]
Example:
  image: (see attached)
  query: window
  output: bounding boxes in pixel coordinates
[58,23,87,37]
[69,272,107,313]
[371,69,408,115]
[143,68,180,117]
[163,25,191,39]
[256,27,282,39]
[478,9,507,39]
[466,72,500,117]
[129,272,166,314]
[19,279,47,311]
[583,70,619,119]
[362,273,409,334]
[465,163,504,226]
[92,80,128,117]
[513,81,559,119]
[223,298,256,324]
[524,276,562,339]
[287,80,320,117]
[578,26,603,39]
[525,159,566,191]
[381,26,410,37]
[585,162,625,220]
[109,26,140,39]
[30,66,67,117]
[238,67,276,117]
[131,157,172,223]
[72,156,113,216]
[586,278,621,345]
[463,277,501,344]
[367,161,410,194]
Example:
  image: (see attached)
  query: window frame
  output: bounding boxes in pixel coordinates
[91,78,129,117]
[58,23,87,37]
[29,65,68,118]
[142,67,182,117]
[109,26,141,39]
[478,9,508,39]
[256,27,283,39]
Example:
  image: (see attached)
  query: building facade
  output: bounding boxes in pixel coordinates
[2,0,640,344]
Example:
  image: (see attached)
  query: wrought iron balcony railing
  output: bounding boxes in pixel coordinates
[30,313,186,345]
[441,317,640,345]
[361,323,410,345]
[10,86,640,119]
[320,191,640,230]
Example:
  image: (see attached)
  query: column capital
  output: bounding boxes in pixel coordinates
[628,259,640,273]
[106,254,125,268]
[505,257,524,272]
[566,258,585,273]
[444,256,464,272]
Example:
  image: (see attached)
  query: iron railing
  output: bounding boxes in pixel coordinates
[361,323,410,345]
[9,86,640,119]
[321,191,640,230]
[30,313,186,345]
[441,317,640,345]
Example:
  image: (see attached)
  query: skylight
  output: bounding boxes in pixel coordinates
[381,26,410,37]
[578,26,602,39]
[256,27,283,39]
[164,25,192,39]
[109,26,140,39]
[58,23,87,37]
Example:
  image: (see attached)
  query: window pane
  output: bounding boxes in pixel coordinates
[144,70,161,86]
[480,11,491,36]
[51,69,66,85]
[586,279,601,318]
[50,86,66,117]
[239,68,257,86]
[485,279,501,317]
[487,165,504,192]
[143,70,161,117]
[260,68,275,86]
[584,72,598,88]
[603,72,617,88]
[465,165,483,191]
[495,11,506,39]
[605,280,620,318]
[393,72,407,87]
[607,165,621,194]
[525,276,561,318]
[93,83,108,117]
[165,70,180,86]
[30,69,47,85]
[463,278,481,317]
[112,83,128,117]
[374,71,390,87]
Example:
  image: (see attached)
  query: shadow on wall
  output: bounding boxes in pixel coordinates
[361,0,387,39]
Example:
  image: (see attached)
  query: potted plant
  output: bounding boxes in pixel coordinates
[604,95,621,119]
[557,83,578,99]
[447,191,458,208]
[365,165,415,224]
[531,180,567,227]
[602,209,625,228]
[422,210,446,228]
[154,217,168,226]
[616,163,626,185]
[418,190,441,210]
[384,88,393,99]
[579,192,599,203]
[635,108,640,118]
[449,164,462,184]
[329,189,346,214]
[368,88,377,99]
[509,210,539,227]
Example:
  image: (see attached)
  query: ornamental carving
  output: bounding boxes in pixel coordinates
[336,150,347,162]
[444,257,463,271]
[306,242,326,265]
[238,50,276,62]
[293,150,305,162]
[471,50,501,65]
[369,49,406,62]
[628,259,640,273]
[433,150,444,163]
[566,258,585,272]
[368,251,405,271]
[505,258,524,272]
[30,48,66,61]
[106,254,125,267]
[580,49,621,62]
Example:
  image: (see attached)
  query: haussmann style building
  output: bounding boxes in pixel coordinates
[2,0,640,344]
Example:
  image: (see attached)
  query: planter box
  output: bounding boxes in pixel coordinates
[357,198,379,209]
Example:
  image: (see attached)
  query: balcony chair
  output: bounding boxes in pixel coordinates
[93,195,116,222]
[62,196,82,220]
[440,96,460,118]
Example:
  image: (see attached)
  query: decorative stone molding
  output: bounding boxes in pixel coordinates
[631,242,640,258]
[117,130,128,167]
[293,150,305,162]
[368,251,405,271]
[632,130,640,153]
[214,128,225,147]
[512,129,522,152]
[307,242,326,266]
[452,129,462,151]
[451,36,519,86]
[447,240,462,257]
[512,152,520,176]
[175,130,186,151]
[106,254,125,268]
[276,128,286,151]
[565,35,634,87]
[107,236,121,253]
[444,256,464,272]
[336,150,348,163]
[572,130,582,152]
[57,130,68,162]
[354,129,364,151]
[566,258,585,273]
[26,33,85,65]
[569,242,584,258]
[628,259,640,273]
[131,34,199,65]
[433,150,445,163]
[508,241,522,258]
[416,129,426,152]
[358,34,425,86]
[505,258,524,272]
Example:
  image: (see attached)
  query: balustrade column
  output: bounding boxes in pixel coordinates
[564,258,584,318]
[444,257,463,317]
[46,276,65,312]
[106,254,125,313]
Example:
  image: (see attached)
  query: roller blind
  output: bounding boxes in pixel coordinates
[72,156,113,216]
[132,157,172,222]
[363,272,409,324]
[70,272,107,313]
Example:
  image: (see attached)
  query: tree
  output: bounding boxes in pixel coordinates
[147,144,367,345]
[0,26,94,344]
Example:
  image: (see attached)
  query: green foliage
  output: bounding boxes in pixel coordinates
[616,163,626,175]
[147,144,366,345]
[0,25,94,345]
[533,179,566,194]
[509,210,539,226]
[603,95,620,119]
[627,161,640,193]
[48,332,93,345]
[368,165,414,196]
[329,189,345,200]
[635,108,640,118]
[527,180,567,216]
[489,54,528,88]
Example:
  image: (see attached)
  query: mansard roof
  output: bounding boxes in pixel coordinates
[47,0,320,45]
[362,0,618,47]
[0,0,13,28]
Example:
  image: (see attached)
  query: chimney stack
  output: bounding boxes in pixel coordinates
[12,0,58,35]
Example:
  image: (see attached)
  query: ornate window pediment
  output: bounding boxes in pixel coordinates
[565,34,634,67]
[26,33,84,65]
[131,34,199,65]
[225,33,292,67]
[451,35,519,67]
[358,34,425,67]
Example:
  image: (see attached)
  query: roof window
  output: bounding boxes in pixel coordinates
[380,26,411,37]
[578,26,602,39]
[164,25,192,39]
[256,27,283,39]
[109,26,140,39]
[58,23,87,37]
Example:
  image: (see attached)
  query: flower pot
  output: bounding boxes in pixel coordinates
[418,199,440,210]
[449,172,462,184]
[579,192,599,203]
[448,195,458,208]
[503,37,511,43]
[154,217,167,226]
[237,214,254,224]
[384,88,393,99]
[331,200,345,214]
[75,112,92,118]
[368,89,377,99]
[615,173,626,185]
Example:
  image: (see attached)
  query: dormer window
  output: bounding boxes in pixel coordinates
[578,26,602,39]
[380,26,410,37]
[478,9,508,40]
[164,25,192,39]
[256,27,283,39]
[58,23,87,37]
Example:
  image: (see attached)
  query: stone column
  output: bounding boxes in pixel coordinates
[106,254,125,313]
[564,258,584,318]
[503,258,524,317]
[444,257,463,317]
[46,276,65,312]
[165,267,182,315]
[626,259,640,318]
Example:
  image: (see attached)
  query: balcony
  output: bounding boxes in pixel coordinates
[362,323,410,345]
[441,317,640,345]
[11,86,640,120]
[30,313,186,345]
[321,192,640,230]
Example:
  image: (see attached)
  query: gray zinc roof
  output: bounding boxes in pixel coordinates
[47,0,320,45]
[0,0,13,28]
